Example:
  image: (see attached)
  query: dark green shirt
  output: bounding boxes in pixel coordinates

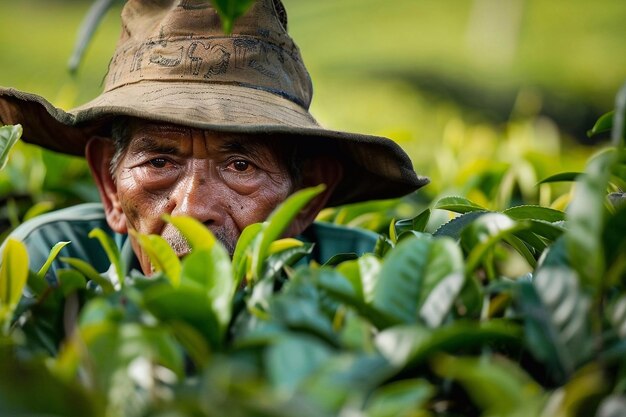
[4,203,379,279]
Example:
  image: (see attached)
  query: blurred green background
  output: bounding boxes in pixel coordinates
[1,0,625,233]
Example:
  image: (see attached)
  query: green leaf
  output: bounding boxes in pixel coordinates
[516,266,592,382]
[375,320,522,369]
[88,228,125,288]
[373,235,463,327]
[323,253,358,266]
[612,82,626,147]
[503,205,565,222]
[251,185,325,281]
[419,271,464,328]
[0,239,28,331]
[57,269,87,296]
[433,211,488,239]
[337,254,382,304]
[181,246,233,331]
[266,335,332,395]
[143,283,222,348]
[432,354,544,416]
[462,213,528,273]
[0,124,22,170]
[133,232,181,287]
[165,215,216,251]
[23,201,55,222]
[232,222,263,287]
[60,257,115,294]
[394,209,431,236]
[36,241,71,279]
[587,110,614,138]
[262,242,314,281]
[211,0,256,34]
[434,196,487,214]
[565,149,616,287]
[365,379,434,417]
[537,171,583,184]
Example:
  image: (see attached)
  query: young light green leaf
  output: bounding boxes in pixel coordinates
[0,124,22,171]
[133,232,181,287]
[23,201,55,222]
[251,185,325,281]
[434,196,487,214]
[88,228,125,288]
[36,241,71,280]
[60,257,115,293]
[164,215,216,251]
[0,239,28,331]
[211,0,256,34]
[232,222,263,287]
[262,242,313,281]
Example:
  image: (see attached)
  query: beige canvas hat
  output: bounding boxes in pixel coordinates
[0,0,428,206]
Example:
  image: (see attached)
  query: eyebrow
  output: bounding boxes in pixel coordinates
[130,136,181,156]
[218,138,269,160]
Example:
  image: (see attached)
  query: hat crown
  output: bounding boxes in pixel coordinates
[104,0,312,108]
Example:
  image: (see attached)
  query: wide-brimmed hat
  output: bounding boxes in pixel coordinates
[0,0,428,206]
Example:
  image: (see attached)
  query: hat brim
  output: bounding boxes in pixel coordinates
[0,83,429,206]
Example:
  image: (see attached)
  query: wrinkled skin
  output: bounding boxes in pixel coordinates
[86,120,341,275]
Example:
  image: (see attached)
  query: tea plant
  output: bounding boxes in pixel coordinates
[0,83,624,416]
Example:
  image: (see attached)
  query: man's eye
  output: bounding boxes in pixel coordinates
[232,160,250,172]
[149,158,168,168]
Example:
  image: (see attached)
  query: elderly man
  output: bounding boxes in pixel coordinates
[0,0,427,278]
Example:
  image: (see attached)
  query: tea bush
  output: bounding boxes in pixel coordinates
[0,84,624,416]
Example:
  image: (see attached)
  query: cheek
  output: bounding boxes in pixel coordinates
[116,169,172,234]
[228,175,293,229]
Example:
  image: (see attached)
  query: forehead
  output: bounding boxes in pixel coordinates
[125,120,277,153]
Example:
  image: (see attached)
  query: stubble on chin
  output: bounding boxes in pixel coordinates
[161,224,237,258]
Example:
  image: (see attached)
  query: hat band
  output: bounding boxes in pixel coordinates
[104,36,312,108]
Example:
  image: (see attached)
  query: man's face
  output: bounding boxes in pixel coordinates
[112,121,294,274]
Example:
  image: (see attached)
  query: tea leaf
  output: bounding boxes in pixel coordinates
[232,222,263,287]
[165,215,216,251]
[251,185,325,281]
[503,205,565,222]
[432,354,544,416]
[88,228,125,288]
[0,124,22,171]
[537,172,583,184]
[587,111,614,138]
[365,379,434,417]
[434,196,487,214]
[36,241,71,280]
[134,233,181,287]
[0,239,28,331]
[517,266,592,382]
[60,257,115,293]
[211,0,256,34]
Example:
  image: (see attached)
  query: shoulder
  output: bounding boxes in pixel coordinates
[301,221,380,264]
[3,203,114,273]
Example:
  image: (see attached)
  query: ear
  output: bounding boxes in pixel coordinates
[286,155,343,236]
[85,137,128,234]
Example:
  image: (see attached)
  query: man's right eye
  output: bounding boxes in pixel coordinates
[149,158,168,168]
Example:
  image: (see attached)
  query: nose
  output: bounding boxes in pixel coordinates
[169,160,225,226]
